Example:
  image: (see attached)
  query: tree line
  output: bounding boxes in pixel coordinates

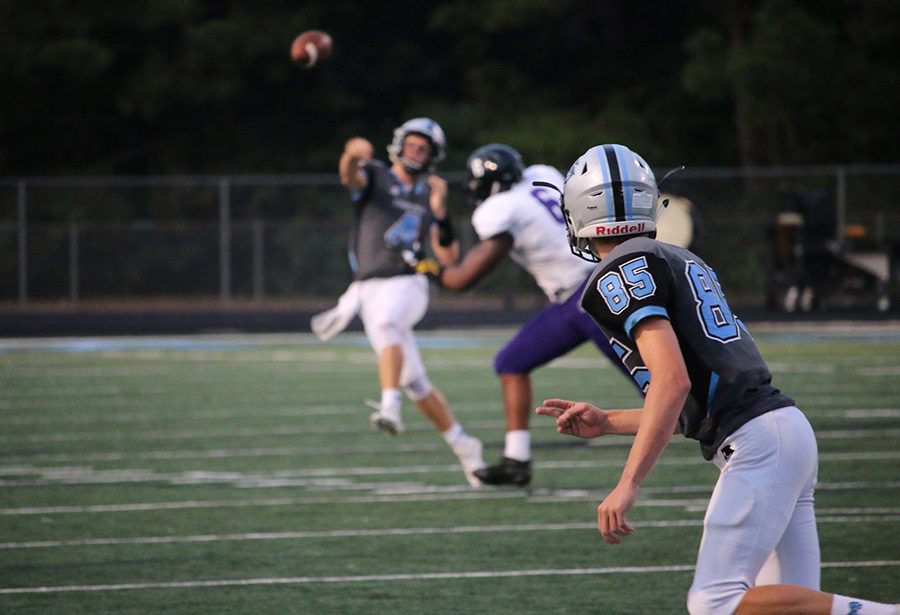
[1,0,898,177]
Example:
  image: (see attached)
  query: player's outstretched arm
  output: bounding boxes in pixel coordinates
[536,399,611,439]
[537,399,643,439]
[339,137,373,191]
[440,234,513,290]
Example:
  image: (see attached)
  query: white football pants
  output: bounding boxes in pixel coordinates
[357,274,431,400]
[687,405,820,615]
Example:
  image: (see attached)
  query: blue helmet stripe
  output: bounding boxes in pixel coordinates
[616,145,634,219]
[595,147,615,221]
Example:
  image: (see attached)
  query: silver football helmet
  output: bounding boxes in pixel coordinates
[561,144,659,262]
[387,117,446,174]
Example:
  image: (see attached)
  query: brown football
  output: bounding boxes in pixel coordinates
[290,30,333,68]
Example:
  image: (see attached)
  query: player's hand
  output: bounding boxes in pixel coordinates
[535,399,610,439]
[414,257,443,281]
[427,175,448,219]
[344,137,373,161]
[597,480,638,545]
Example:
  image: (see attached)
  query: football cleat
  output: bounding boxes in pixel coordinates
[473,456,532,487]
[453,435,486,488]
[365,399,404,437]
[369,411,404,436]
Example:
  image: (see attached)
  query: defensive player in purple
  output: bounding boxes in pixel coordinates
[419,143,635,487]
[536,144,898,614]
[329,117,485,487]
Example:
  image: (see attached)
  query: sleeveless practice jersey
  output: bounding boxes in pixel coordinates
[471,165,596,303]
[348,160,434,281]
[580,237,794,459]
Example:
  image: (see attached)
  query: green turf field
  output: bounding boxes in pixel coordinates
[1,325,898,614]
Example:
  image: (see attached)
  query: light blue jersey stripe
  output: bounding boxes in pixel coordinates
[624,305,669,339]
[617,147,633,219]
[706,371,720,417]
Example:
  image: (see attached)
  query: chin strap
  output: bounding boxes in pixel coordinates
[658,165,686,208]
[532,180,562,193]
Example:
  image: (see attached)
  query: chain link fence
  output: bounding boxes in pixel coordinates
[2,166,899,314]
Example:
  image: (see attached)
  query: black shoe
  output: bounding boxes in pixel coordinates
[472,456,531,487]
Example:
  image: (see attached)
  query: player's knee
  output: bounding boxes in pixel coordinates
[493,348,528,375]
[372,322,403,348]
[402,376,432,402]
[687,584,743,615]
[686,588,716,615]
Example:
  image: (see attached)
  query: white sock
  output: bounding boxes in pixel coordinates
[831,595,897,615]
[380,388,402,418]
[441,422,464,447]
[503,430,530,462]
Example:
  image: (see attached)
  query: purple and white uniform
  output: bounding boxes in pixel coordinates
[471,165,631,380]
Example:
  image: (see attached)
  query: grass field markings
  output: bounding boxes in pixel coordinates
[0,399,509,426]
[0,437,693,465]
[2,450,898,488]
[0,417,526,443]
[815,409,900,418]
[0,443,454,463]
[2,560,899,595]
[0,435,891,463]
[0,457,717,487]
[0,522,606,550]
[3,416,896,446]
[0,423,476,444]
[815,428,900,439]
[0,492,526,516]
[4,512,899,552]
[766,363,900,376]
[1,404,393,425]
[1,481,897,517]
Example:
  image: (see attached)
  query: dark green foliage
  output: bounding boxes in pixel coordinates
[1,1,898,175]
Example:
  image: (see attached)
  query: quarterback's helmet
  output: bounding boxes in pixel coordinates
[562,144,659,262]
[465,144,525,204]
[387,117,446,174]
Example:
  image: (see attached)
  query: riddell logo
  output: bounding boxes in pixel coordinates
[596,222,646,236]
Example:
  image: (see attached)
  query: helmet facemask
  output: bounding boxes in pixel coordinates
[387,118,446,175]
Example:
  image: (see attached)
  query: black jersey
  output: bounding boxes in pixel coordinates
[348,160,434,281]
[580,237,794,460]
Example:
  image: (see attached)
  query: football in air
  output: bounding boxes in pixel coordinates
[290,30,333,68]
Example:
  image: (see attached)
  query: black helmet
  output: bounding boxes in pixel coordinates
[465,144,525,203]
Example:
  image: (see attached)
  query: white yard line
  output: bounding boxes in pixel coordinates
[2,408,897,443]
[1,481,898,516]
[2,513,898,551]
[1,428,896,464]
[0,419,512,443]
[2,452,899,488]
[1,561,898,595]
